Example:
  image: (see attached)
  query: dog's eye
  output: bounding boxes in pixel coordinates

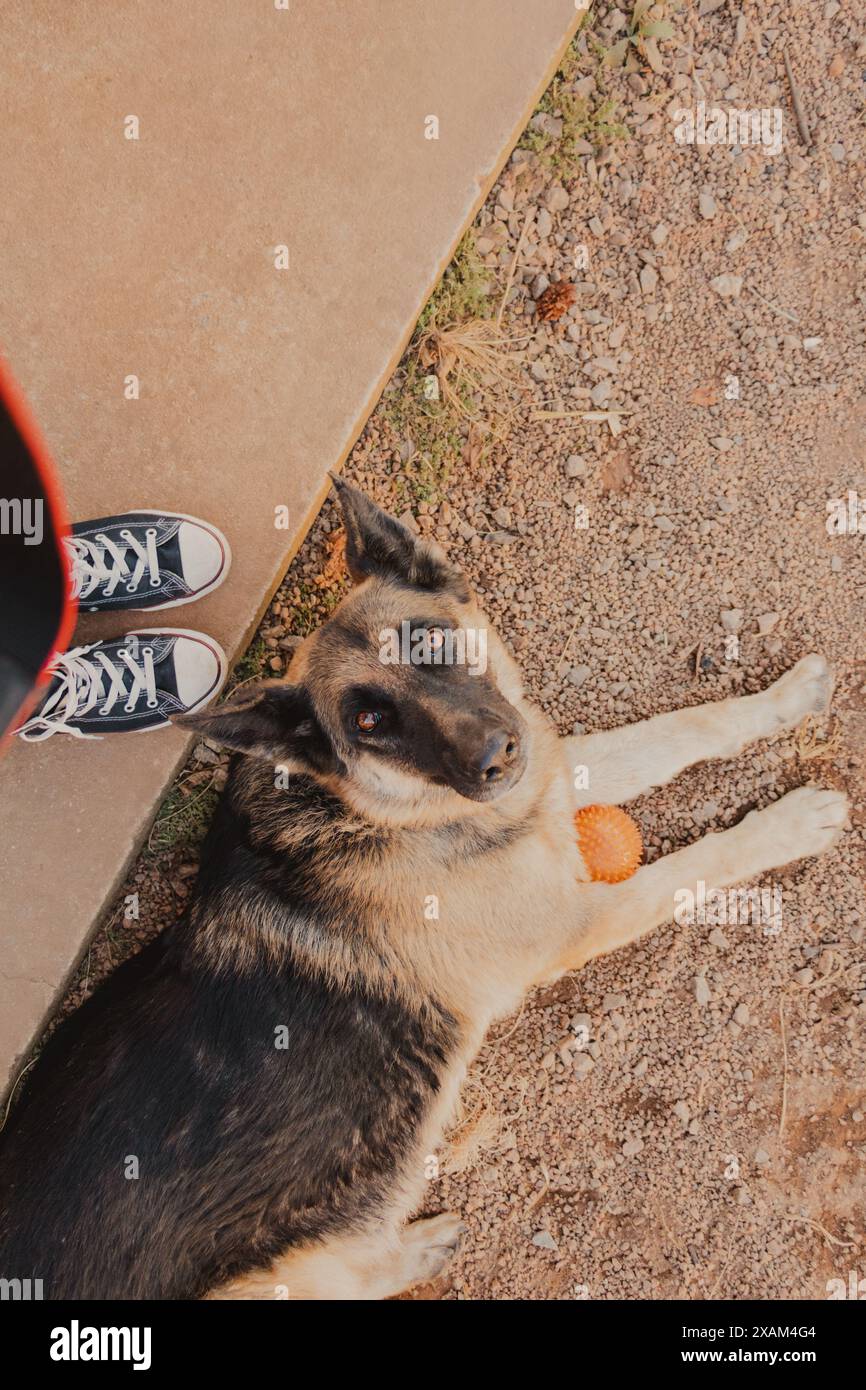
[355,710,382,732]
[426,626,447,652]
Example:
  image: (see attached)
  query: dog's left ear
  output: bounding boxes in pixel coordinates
[174,682,340,774]
[330,473,470,600]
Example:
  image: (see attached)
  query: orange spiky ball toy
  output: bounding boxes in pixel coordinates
[574,804,643,883]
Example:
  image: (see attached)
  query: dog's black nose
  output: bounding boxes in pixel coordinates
[469,729,519,783]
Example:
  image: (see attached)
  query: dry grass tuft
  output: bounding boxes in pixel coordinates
[415,316,527,437]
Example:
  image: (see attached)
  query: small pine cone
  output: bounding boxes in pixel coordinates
[536,281,577,322]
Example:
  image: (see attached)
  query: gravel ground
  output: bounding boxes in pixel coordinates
[52,2,864,1300]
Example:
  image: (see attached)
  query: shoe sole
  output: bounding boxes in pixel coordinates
[79,510,232,612]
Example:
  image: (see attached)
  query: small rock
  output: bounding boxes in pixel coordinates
[622,1137,644,1157]
[536,207,553,239]
[568,664,592,688]
[708,928,730,949]
[546,184,570,212]
[711,436,734,451]
[757,612,779,634]
[733,1003,750,1026]
[698,191,717,219]
[640,264,658,294]
[572,1052,595,1077]
[492,506,512,527]
[710,273,743,299]
[695,976,711,1007]
[590,379,612,406]
[755,1148,770,1165]
[566,454,587,479]
[653,515,675,533]
[193,743,221,766]
[650,222,669,247]
[721,608,743,633]
[532,1230,558,1251]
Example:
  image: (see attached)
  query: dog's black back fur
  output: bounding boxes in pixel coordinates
[0,773,456,1300]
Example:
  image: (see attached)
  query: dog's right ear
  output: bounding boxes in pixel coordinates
[329,472,470,600]
[174,683,339,773]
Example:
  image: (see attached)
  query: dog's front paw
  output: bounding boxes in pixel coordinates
[744,785,849,867]
[766,654,834,731]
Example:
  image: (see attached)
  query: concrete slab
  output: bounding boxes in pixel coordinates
[0,0,584,1093]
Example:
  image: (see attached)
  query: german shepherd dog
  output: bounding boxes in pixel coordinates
[0,478,848,1300]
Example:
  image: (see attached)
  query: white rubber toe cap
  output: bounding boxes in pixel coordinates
[170,632,227,709]
[176,520,230,596]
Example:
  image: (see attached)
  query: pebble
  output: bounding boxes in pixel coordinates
[698,191,717,219]
[590,379,613,405]
[733,1003,750,1026]
[757,612,779,634]
[546,184,570,212]
[568,664,592,688]
[640,265,659,294]
[622,1137,644,1157]
[709,928,730,949]
[720,608,743,632]
[695,976,711,1006]
[566,454,588,478]
[650,223,669,246]
[532,1231,558,1251]
[710,273,743,298]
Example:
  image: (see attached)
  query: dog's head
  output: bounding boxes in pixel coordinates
[178,479,529,821]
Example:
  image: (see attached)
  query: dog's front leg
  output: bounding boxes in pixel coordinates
[564,785,849,970]
[564,654,832,809]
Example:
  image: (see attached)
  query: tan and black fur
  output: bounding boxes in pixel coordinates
[0,478,848,1299]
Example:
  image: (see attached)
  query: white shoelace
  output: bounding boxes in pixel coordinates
[16,642,159,741]
[65,529,161,601]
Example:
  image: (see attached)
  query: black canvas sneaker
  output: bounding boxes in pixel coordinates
[65,511,231,613]
[15,629,227,739]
